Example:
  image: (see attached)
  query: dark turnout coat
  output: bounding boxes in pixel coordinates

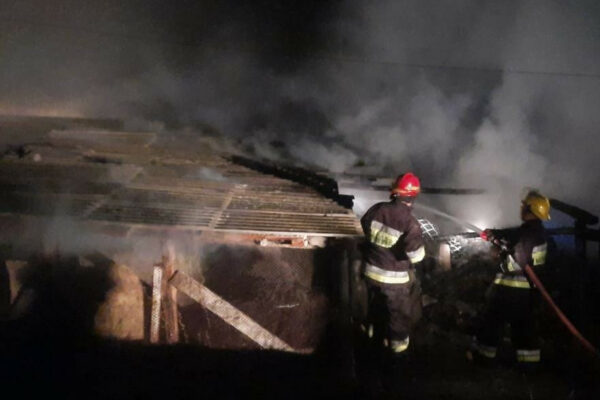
[360,199,425,274]
[490,219,548,288]
[359,198,425,350]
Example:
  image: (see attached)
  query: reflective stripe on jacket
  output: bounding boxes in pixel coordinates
[369,220,402,248]
[364,263,410,284]
[360,199,425,272]
[492,219,548,287]
[493,273,531,289]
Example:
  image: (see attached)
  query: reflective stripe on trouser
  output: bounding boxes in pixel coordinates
[390,337,410,353]
[360,323,374,338]
[516,349,540,362]
[474,340,497,359]
[364,264,410,284]
[476,280,538,363]
[493,273,531,289]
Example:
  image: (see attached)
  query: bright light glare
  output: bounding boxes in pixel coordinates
[470,219,488,232]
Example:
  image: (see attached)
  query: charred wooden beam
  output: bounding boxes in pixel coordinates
[228,155,354,209]
[550,198,599,226]
[421,187,487,195]
[437,227,600,242]
[370,182,486,195]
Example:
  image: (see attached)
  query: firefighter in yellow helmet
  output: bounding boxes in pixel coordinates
[471,190,551,367]
[523,191,551,221]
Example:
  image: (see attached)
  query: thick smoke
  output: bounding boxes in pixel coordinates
[1,1,599,223]
[452,0,600,226]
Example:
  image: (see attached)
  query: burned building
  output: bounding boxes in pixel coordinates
[1,115,599,399]
[0,115,363,356]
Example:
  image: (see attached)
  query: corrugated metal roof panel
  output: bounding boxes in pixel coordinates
[0,127,362,237]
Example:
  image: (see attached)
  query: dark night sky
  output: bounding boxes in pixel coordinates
[1,1,600,222]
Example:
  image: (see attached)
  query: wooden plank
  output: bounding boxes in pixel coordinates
[216,225,360,234]
[216,220,360,228]
[123,221,362,237]
[169,270,295,352]
[215,223,359,232]
[162,244,179,344]
[215,219,359,228]
[220,209,353,217]
[217,215,358,223]
[198,232,312,248]
[150,265,163,344]
[215,225,359,233]
[4,260,27,307]
[0,212,362,238]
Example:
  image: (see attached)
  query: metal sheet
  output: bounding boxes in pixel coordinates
[0,128,362,237]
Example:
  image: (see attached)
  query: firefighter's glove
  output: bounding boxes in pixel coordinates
[480,229,495,242]
[489,235,510,253]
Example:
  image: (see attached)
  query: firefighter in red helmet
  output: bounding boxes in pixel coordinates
[360,172,425,361]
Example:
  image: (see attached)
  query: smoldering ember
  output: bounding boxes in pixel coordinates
[1,1,599,399]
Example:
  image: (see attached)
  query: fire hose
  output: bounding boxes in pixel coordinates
[483,233,599,357]
[523,264,599,357]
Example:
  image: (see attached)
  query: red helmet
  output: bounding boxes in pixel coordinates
[391,172,421,197]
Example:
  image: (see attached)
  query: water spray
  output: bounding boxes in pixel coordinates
[414,202,484,233]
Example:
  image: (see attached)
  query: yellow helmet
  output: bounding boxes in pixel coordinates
[523,191,551,220]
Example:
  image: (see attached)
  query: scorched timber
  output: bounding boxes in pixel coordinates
[169,270,297,352]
